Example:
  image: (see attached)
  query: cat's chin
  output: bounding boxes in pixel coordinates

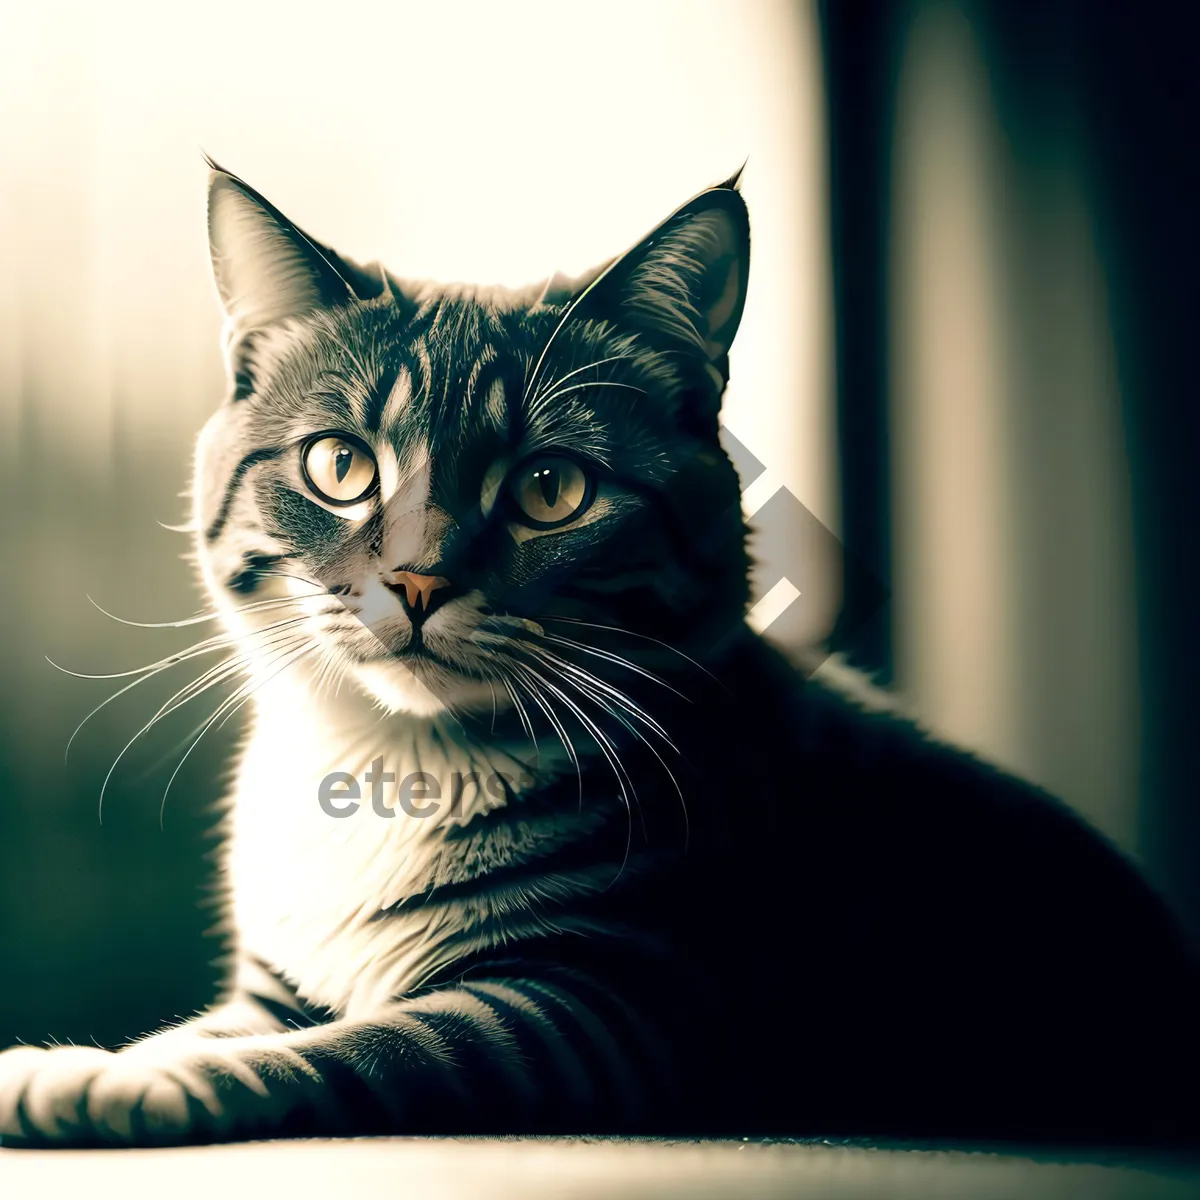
[351,657,499,717]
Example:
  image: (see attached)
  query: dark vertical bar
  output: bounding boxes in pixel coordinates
[816,0,904,682]
[970,0,1200,938]
[1062,2,1200,942]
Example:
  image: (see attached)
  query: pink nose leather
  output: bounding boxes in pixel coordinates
[387,571,451,613]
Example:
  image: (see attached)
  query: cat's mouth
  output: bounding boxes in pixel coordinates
[390,644,460,672]
[351,644,499,717]
[298,581,511,713]
[338,629,468,675]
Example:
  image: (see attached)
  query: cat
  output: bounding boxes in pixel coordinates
[0,162,1195,1149]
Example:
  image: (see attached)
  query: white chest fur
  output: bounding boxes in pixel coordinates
[223,676,548,1016]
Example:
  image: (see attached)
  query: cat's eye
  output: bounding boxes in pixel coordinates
[509,455,592,529]
[301,433,379,505]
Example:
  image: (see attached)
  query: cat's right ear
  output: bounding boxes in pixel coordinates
[206,160,359,399]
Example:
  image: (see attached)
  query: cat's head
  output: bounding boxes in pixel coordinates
[193,164,751,717]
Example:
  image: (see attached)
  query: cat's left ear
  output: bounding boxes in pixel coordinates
[569,172,750,390]
[205,158,388,399]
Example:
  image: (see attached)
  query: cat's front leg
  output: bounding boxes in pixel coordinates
[0,1030,325,1146]
[0,956,333,1146]
[0,970,671,1145]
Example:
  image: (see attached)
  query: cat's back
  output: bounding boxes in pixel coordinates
[692,640,1199,1140]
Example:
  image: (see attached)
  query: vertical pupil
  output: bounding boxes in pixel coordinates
[537,467,560,508]
[334,446,353,484]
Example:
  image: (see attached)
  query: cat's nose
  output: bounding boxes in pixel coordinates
[384,570,453,620]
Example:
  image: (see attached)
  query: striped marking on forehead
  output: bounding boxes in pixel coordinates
[413,339,433,405]
[378,364,414,434]
[484,375,507,428]
[377,438,432,507]
[460,344,514,437]
[466,345,497,403]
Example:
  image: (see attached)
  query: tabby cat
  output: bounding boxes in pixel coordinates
[0,164,1195,1148]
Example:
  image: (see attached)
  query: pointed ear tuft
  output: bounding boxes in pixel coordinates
[207,168,357,336]
[721,160,747,191]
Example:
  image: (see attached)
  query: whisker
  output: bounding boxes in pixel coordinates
[522,645,676,749]
[51,612,316,683]
[85,591,316,630]
[497,670,538,756]
[525,657,652,816]
[533,650,689,850]
[246,569,329,593]
[143,631,311,813]
[510,659,637,880]
[49,640,228,683]
[128,628,309,784]
[92,624,312,823]
[148,624,311,726]
[498,661,581,812]
[51,631,261,683]
[308,644,347,699]
[60,615,315,762]
[158,639,317,829]
[523,256,631,404]
[539,616,728,690]
[528,354,635,408]
[480,627,679,746]
[532,379,647,412]
[538,633,690,703]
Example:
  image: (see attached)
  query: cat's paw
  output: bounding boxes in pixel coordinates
[0,1039,310,1146]
[0,1045,115,1144]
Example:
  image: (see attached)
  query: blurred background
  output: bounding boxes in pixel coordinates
[0,0,1195,1047]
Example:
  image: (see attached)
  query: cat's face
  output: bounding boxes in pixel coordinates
[193,167,751,716]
